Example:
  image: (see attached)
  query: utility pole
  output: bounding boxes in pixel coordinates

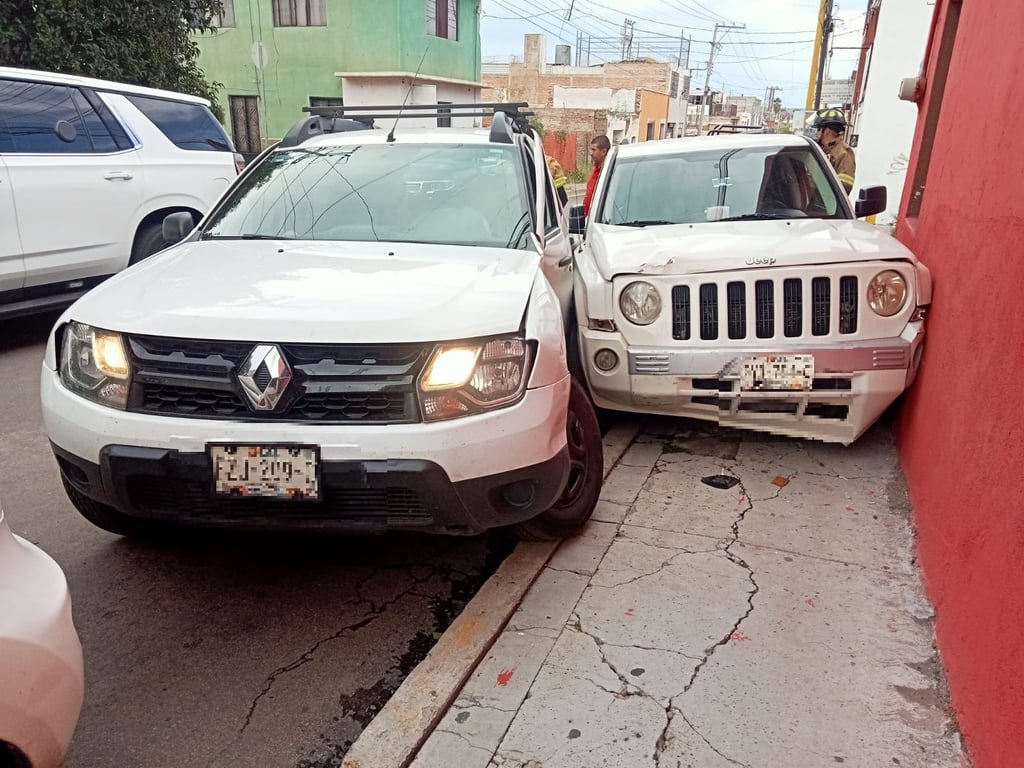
[810,0,835,110]
[697,21,744,136]
[621,18,636,60]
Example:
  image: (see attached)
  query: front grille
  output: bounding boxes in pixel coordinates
[126,335,428,423]
[669,273,861,342]
[812,277,830,336]
[839,276,858,334]
[784,278,803,337]
[699,284,718,340]
[755,280,774,339]
[727,282,746,340]
[671,286,691,340]
[143,385,248,416]
[127,476,430,520]
[291,392,410,421]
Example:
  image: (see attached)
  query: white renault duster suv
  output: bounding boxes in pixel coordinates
[570,133,930,444]
[40,105,602,540]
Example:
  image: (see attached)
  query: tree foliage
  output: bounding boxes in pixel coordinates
[0,0,224,115]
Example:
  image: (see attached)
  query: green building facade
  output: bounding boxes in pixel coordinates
[197,0,483,151]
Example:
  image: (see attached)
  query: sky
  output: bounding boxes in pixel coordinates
[480,0,868,108]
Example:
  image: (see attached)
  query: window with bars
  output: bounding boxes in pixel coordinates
[228,95,261,155]
[426,0,458,40]
[437,102,452,128]
[273,0,326,27]
[211,0,236,27]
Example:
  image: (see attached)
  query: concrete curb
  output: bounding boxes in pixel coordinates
[341,416,645,768]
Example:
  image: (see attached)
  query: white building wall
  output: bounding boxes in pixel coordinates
[852,0,932,227]
[340,78,481,128]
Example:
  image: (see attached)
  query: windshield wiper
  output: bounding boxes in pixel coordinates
[716,213,794,222]
[614,219,676,227]
[199,233,297,241]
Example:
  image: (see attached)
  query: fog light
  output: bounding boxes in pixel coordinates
[594,348,619,372]
[501,480,536,509]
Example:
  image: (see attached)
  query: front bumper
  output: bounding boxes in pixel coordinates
[579,322,925,444]
[43,371,572,534]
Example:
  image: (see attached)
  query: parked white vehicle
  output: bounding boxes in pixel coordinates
[570,134,930,444]
[0,67,243,319]
[0,504,84,768]
[40,104,603,540]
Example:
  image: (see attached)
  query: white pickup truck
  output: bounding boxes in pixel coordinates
[569,133,929,444]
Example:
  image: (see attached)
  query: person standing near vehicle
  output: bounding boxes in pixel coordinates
[547,155,569,206]
[813,108,856,193]
[583,135,611,216]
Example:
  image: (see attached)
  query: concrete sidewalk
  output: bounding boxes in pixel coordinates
[348,419,966,768]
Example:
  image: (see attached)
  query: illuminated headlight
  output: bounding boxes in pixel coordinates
[419,336,531,421]
[867,270,908,317]
[59,322,130,409]
[619,281,662,325]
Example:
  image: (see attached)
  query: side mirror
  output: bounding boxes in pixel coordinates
[162,211,195,244]
[854,185,887,218]
[568,204,586,236]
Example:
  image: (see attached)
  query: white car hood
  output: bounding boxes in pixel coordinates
[67,240,539,343]
[588,218,919,279]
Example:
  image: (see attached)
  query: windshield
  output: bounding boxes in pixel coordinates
[598,145,848,226]
[203,143,533,248]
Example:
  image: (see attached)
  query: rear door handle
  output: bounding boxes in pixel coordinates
[103,171,134,181]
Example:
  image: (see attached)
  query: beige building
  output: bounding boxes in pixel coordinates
[483,35,690,169]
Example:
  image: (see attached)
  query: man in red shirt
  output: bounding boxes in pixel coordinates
[583,135,610,216]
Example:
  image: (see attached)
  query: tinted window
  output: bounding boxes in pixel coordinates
[70,90,119,152]
[0,80,95,154]
[126,95,233,152]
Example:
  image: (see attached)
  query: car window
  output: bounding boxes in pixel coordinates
[203,143,533,249]
[0,79,97,154]
[70,90,120,153]
[126,95,233,152]
[598,145,847,226]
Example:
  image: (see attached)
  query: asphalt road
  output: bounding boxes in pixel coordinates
[0,311,515,768]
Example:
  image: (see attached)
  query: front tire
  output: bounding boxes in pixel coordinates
[514,378,603,541]
[129,221,173,265]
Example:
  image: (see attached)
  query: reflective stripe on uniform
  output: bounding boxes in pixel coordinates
[838,173,855,186]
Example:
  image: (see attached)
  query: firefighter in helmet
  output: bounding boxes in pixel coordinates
[812,108,856,194]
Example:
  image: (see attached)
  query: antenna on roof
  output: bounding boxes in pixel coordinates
[387,46,430,144]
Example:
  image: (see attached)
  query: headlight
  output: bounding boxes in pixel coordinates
[59,322,130,409]
[867,270,908,317]
[619,281,662,325]
[419,336,531,421]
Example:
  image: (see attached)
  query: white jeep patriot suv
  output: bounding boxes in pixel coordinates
[40,103,602,540]
[570,133,930,444]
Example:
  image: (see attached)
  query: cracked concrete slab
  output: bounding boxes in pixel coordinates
[488,631,669,768]
[406,421,963,768]
[668,543,960,767]
[547,520,619,577]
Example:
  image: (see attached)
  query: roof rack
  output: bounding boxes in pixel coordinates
[706,124,770,135]
[279,102,535,148]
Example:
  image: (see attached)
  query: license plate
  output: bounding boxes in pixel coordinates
[209,445,320,500]
[740,355,814,391]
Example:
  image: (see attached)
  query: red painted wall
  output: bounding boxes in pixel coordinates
[896,1,1024,765]
[542,133,578,174]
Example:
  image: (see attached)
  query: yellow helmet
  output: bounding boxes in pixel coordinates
[811,107,847,132]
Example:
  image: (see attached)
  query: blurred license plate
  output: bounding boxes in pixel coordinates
[740,355,814,391]
[209,445,320,500]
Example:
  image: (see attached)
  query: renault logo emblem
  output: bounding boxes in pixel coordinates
[238,344,292,411]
